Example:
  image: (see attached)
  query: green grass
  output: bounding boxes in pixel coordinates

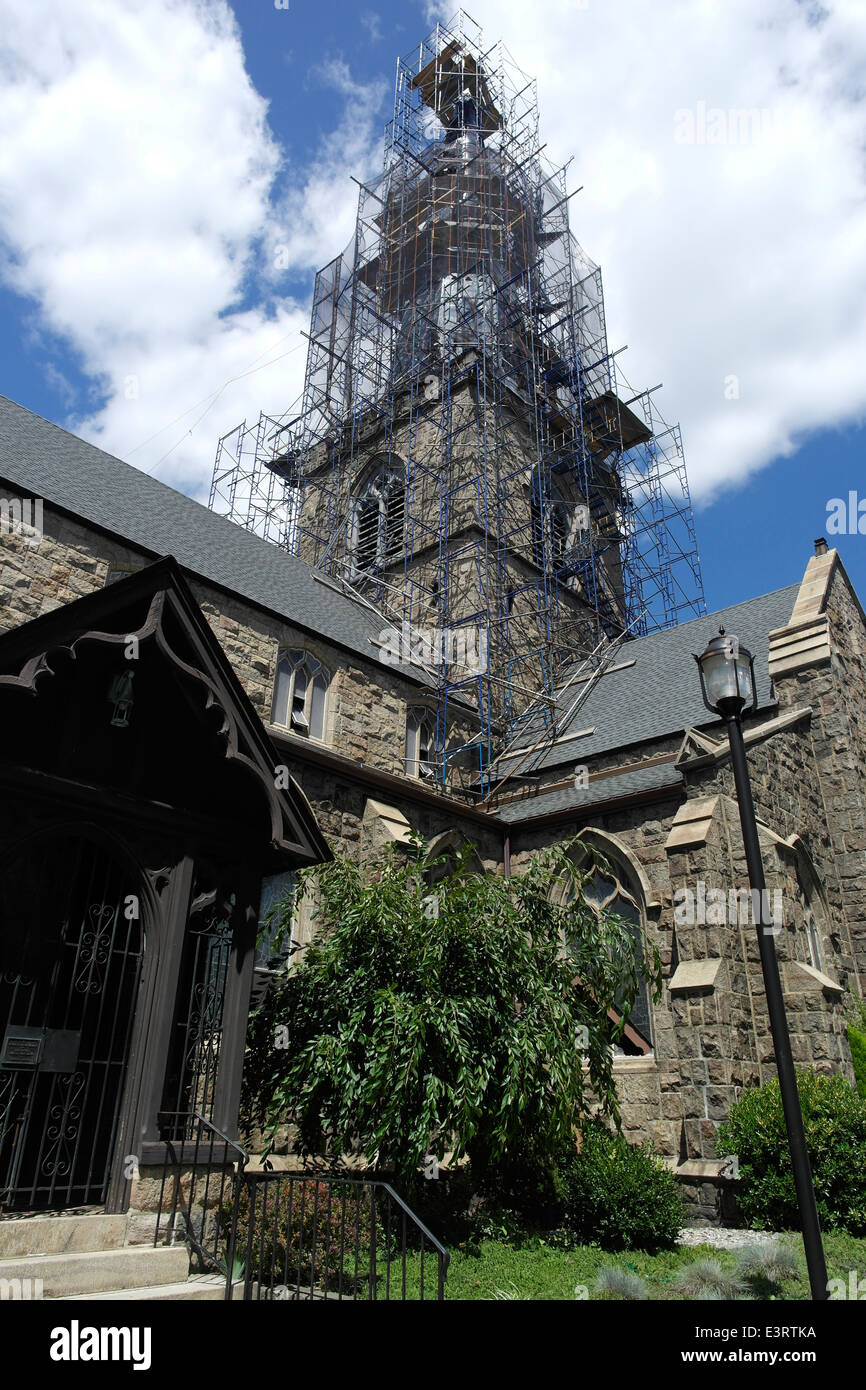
[400,1230,866,1301]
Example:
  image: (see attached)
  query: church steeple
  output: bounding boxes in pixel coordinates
[211,12,705,794]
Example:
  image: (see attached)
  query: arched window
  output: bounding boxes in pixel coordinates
[555,836,654,1056]
[423,831,484,887]
[351,458,405,578]
[787,839,831,974]
[405,706,439,780]
[576,868,652,1053]
[271,649,329,740]
[530,468,579,572]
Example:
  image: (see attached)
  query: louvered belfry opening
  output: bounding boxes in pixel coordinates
[351,458,405,579]
[355,497,380,573]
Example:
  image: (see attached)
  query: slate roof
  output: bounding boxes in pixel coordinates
[498,582,801,775]
[0,395,804,787]
[498,760,685,824]
[0,394,430,685]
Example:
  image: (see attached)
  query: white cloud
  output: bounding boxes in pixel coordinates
[0,0,383,500]
[425,0,866,503]
[360,11,384,44]
[3,1,864,513]
[265,59,386,275]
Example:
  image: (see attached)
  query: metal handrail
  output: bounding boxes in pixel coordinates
[153,1111,247,1276]
[226,1169,449,1301]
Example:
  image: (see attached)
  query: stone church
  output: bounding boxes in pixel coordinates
[0,14,863,1234]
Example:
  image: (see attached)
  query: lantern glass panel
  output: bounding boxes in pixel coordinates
[701,644,740,709]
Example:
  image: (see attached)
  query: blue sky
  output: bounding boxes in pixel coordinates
[1,0,864,614]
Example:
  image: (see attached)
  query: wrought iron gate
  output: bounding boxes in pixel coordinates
[0,834,143,1211]
[159,874,235,1139]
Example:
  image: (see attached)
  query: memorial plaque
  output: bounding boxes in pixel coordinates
[0,1028,44,1069]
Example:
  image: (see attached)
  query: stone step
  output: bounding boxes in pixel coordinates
[0,1245,189,1297]
[0,1213,129,1260]
[55,1275,238,1302]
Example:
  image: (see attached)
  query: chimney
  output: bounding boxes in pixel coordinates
[814,537,829,557]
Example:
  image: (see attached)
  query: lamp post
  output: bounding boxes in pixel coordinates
[694,628,828,1302]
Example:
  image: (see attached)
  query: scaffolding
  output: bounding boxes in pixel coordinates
[210,11,705,798]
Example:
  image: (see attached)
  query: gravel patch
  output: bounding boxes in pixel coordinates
[677,1227,784,1251]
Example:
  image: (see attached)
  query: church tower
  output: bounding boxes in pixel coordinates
[211,12,704,793]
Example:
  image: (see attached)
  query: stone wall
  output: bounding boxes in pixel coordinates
[507,695,858,1180]
[3,489,863,1222]
[769,553,866,987]
[0,487,495,860]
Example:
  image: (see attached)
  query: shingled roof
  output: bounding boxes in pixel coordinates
[0,394,430,685]
[498,759,686,824]
[0,395,803,796]
[497,582,801,776]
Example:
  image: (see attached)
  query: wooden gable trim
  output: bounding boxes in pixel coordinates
[0,556,330,866]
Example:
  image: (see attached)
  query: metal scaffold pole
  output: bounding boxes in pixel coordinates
[208,10,706,800]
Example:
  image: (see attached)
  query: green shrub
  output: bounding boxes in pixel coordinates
[848,1003,866,1100]
[717,1070,866,1235]
[673,1257,745,1299]
[735,1241,799,1295]
[558,1121,684,1251]
[594,1265,648,1300]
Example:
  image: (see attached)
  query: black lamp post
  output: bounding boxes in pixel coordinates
[694,628,829,1302]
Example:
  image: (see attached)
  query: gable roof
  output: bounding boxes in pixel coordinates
[0,395,802,794]
[0,394,430,687]
[0,554,331,867]
[497,583,800,776]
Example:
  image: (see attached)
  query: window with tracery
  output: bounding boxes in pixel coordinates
[567,863,653,1055]
[792,859,826,974]
[405,706,439,779]
[271,649,329,740]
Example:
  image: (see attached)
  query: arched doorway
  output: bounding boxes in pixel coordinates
[0,832,143,1211]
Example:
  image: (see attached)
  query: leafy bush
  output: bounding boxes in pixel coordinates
[848,1002,866,1100]
[717,1070,866,1235]
[244,836,660,1180]
[558,1121,684,1251]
